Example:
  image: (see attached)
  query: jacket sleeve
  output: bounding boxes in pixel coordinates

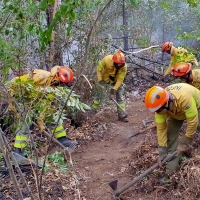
[155,113,168,146]
[113,65,127,90]
[164,63,173,75]
[32,70,50,85]
[183,97,198,138]
[165,55,176,75]
[97,61,105,82]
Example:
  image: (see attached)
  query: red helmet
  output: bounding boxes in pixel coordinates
[56,66,74,83]
[162,42,173,52]
[145,86,169,112]
[112,51,125,64]
[171,62,191,77]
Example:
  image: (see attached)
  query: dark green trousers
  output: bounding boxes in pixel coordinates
[166,111,200,172]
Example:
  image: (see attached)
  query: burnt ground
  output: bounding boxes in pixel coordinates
[1,76,200,200]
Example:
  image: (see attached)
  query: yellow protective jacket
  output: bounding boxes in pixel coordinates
[97,55,127,90]
[155,83,200,147]
[165,46,198,75]
[12,66,60,86]
[189,69,200,90]
[11,66,61,132]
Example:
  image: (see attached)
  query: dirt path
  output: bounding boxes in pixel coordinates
[72,97,154,199]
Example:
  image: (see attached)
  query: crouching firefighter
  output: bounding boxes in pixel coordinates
[145,83,200,173]
[91,50,128,122]
[10,66,78,157]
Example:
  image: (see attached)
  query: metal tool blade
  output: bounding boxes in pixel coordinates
[109,179,118,191]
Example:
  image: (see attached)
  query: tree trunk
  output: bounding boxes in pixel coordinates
[123,0,128,50]
[46,0,58,70]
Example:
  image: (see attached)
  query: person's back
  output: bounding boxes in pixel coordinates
[97,54,127,90]
[12,66,60,87]
[165,83,200,119]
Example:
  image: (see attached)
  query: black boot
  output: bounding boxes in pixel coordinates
[13,148,27,163]
[14,147,23,156]
[88,109,97,116]
[57,137,78,148]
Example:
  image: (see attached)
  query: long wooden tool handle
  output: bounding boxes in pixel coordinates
[33,122,65,149]
[114,151,178,197]
[130,123,156,138]
[111,98,127,116]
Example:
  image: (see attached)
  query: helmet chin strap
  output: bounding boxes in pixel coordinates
[165,93,173,111]
[179,71,191,83]
[186,71,192,83]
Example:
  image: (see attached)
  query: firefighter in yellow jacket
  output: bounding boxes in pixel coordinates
[171,62,200,90]
[145,83,200,173]
[162,42,198,77]
[11,66,78,157]
[91,50,128,122]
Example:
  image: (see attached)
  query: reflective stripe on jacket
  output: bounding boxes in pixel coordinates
[97,55,127,90]
[165,46,198,75]
[155,83,200,146]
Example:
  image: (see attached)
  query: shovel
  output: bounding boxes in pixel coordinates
[109,150,178,197]
[111,98,128,118]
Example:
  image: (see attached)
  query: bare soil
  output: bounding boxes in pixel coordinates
[72,96,152,200]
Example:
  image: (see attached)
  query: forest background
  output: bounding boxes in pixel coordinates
[1,0,200,199]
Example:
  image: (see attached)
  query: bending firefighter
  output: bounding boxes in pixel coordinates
[161,41,198,78]
[11,66,78,157]
[91,50,128,122]
[171,62,200,89]
[145,83,200,173]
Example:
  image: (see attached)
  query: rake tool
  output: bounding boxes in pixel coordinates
[127,123,156,139]
[33,122,78,153]
[109,150,178,197]
[43,129,78,153]
[111,98,128,118]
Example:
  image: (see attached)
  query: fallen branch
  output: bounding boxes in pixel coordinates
[123,45,159,54]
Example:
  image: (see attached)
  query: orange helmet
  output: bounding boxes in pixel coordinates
[171,62,191,77]
[112,50,125,64]
[145,86,169,112]
[162,42,173,52]
[56,66,75,83]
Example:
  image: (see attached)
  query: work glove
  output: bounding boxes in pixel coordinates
[177,135,192,155]
[157,146,168,167]
[110,88,116,100]
[98,80,104,85]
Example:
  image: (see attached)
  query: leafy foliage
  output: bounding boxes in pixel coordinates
[47,151,68,171]
[6,78,90,130]
[0,0,85,76]
[130,0,139,6]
